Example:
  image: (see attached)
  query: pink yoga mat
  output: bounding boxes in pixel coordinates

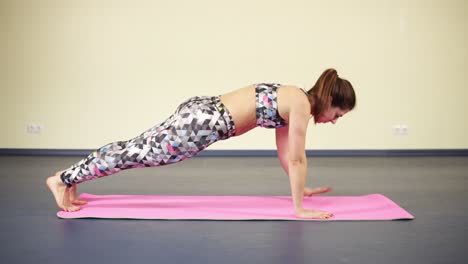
[57,193,414,221]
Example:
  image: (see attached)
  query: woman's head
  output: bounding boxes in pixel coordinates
[306,68,356,124]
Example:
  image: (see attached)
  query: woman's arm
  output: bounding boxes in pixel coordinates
[275,125,290,175]
[276,126,332,197]
[286,106,308,212]
[286,100,333,219]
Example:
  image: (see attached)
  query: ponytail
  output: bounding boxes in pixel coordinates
[306,68,356,120]
[308,68,339,117]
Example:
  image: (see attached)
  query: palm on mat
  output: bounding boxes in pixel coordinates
[304,187,332,196]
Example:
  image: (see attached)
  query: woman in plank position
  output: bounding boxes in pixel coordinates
[47,68,356,219]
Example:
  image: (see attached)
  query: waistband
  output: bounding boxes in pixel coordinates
[211,96,236,138]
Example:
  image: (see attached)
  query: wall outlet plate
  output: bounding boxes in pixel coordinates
[26,123,44,134]
[392,124,409,136]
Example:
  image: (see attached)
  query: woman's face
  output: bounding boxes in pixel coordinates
[316,106,349,124]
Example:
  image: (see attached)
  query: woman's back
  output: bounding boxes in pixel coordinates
[219,85,256,136]
[220,84,310,136]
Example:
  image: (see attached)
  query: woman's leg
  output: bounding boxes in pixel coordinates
[46,106,181,211]
[47,95,236,211]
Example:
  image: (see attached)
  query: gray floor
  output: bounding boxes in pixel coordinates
[0,155,467,264]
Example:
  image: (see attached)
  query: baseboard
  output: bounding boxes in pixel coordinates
[0,148,467,157]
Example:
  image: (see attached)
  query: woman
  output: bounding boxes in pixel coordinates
[46,68,356,219]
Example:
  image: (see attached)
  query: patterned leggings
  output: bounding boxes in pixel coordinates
[60,95,236,187]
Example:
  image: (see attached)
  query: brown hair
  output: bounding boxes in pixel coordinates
[306,68,356,120]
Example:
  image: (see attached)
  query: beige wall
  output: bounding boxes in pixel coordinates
[1,0,467,150]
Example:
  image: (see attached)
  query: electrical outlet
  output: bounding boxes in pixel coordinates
[392,124,409,136]
[26,123,44,134]
[400,124,408,135]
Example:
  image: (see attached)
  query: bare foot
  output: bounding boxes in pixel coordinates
[46,171,81,212]
[295,209,333,219]
[69,184,87,205]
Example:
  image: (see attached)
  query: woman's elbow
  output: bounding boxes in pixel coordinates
[288,158,306,166]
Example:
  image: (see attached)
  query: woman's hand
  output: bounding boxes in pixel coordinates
[295,208,333,219]
[304,186,332,197]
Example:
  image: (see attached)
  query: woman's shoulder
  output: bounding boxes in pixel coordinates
[278,84,309,103]
[278,84,305,92]
[276,84,311,122]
